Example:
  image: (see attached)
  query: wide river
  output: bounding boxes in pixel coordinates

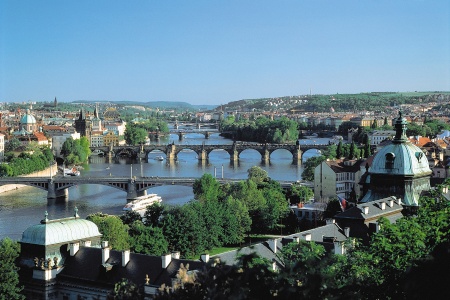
[0,131,328,240]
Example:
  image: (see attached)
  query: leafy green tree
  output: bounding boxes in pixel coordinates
[124,123,148,145]
[112,278,142,300]
[0,238,25,300]
[247,166,269,184]
[222,196,251,245]
[143,203,165,227]
[129,221,168,255]
[5,138,21,152]
[87,213,130,251]
[301,155,326,181]
[193,174,221,202]
[0,164,13,177]
[336,140,343,158]
[286,184,314,204]
[120,210,142,225]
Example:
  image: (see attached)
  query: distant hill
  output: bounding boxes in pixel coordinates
[70,100,216,111]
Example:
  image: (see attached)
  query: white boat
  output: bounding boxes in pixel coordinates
[154,156,165,161]
[123,194,162,211]
[64,167,80,176]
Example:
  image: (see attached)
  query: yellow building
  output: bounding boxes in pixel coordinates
[103,131,119,146]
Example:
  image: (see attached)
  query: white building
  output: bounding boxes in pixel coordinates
[104,121,126,136]
[368,130,395,146]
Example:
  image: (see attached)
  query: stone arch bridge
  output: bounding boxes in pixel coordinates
[90,142,328,165]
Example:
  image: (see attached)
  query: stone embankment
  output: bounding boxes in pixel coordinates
[0,164,58,194]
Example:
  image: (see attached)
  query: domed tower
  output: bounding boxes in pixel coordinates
[19,109,37,132]
[360,111,431,208]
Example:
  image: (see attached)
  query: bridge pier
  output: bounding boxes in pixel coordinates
[262,147,270,163]
[167,143,177,161]
[198,149,208,161]
[178,132,184,141]
[293,147,302,165]
[47,181,69,199]
[204,131,210,139]
[127,179,138,200]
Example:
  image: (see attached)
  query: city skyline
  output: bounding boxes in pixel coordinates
[1,0,449,105]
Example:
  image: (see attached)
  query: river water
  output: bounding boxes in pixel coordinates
[0,131,328,240]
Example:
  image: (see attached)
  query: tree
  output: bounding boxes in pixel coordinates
[193,174,221,202]
[286,184,314,204]
[129,221,168,256]
[112,278,142,300]
[124,123,148,145]
[247,166,269,184]
[336,140,343,158]
[0,238,25,300]
[143,203,165,227]
[120,210,142,225]
[5,138,21,152]
[87,213,130,251]
[301,156,326,182]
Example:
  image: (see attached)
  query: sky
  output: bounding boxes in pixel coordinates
[1,0,449,105]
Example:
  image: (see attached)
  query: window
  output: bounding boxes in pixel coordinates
[385,152,395,169]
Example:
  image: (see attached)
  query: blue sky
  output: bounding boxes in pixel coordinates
[1,1,449,105]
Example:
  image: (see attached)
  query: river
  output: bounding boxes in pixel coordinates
[0,132,328,240]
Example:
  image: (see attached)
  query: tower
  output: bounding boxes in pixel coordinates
[74,108,92,139]
[360,111,431,209]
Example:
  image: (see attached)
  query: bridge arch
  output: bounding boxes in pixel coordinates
[302,148,322,162]
[237,148,264,161]
[115,147,139,158]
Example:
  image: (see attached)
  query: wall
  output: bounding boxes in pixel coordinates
[0,164,58,194]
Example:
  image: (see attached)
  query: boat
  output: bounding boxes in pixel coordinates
[64,167,80,176]
[154,155,165,161]
[123,194,162,211]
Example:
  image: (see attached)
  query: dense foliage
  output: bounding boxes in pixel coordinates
[89,168,306,259]
[124,119,169,145]
[220,116,299,143]
[0,238,25,300]
[155,186,450,300]
[0,146,54,177]
[60,137,91,165]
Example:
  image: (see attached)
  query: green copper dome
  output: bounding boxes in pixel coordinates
[20,113,36,124]
[361,111,431,207]
[21,214,101,246]
[369,112,431,177]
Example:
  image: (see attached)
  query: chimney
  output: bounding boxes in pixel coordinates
[362,206,369,215]
[171,251,180,259]
[302,233,312,241]
[201,253,210,263]
[102,241,110,264]
[380,202,386,210]
[122,250,130,267]
[334,241,345,255]
[388,199,394,207]
[326,218,335,225]
[69,242,79,256]
[272,259,277,271]
[162,253,171,269]
[268,239,278,253]
[344,227,350,237]
[398,198,402,205]
[292,236,300,243]
[81,240,91,247]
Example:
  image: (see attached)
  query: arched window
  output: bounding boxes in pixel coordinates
[385,152,395,169]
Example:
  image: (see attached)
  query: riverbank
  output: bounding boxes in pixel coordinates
[0,164,58,194]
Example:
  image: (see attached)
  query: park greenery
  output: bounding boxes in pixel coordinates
[220,115,299,143]
[0,145,54,177]
[124,119,169,145]
[86,168,313,258]
[60,136,91,165]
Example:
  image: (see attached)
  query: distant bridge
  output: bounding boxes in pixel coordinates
[0,176,300,200]
[90,142,328,164]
